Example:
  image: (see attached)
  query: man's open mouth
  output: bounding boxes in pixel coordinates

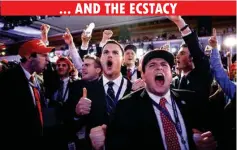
[155,73,165,86]
[107,60,113,68]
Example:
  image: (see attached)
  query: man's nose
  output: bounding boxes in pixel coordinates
[157,64,163,70]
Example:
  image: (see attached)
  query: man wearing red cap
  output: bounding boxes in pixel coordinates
[0,39,54,149]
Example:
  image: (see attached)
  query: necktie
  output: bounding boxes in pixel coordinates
[106,81,116,115]
[160,98,181,150]
[127,68,132,80]
[30,76,43,127]
[179,76,187,89]
[56,80,64,102]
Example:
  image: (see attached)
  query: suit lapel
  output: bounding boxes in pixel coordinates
[123,77,132,96]
[139,90,165,149]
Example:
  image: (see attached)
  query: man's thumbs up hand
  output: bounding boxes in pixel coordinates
[75,88,92,116]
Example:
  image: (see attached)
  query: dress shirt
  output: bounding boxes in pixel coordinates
[147,90,189,150]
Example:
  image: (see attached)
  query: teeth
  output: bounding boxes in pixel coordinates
[156,73,163,77]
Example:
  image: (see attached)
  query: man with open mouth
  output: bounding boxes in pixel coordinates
[106,49,216,150]
[71,39,132,150]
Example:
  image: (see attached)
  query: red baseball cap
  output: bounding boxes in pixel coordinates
[18,39,54,58]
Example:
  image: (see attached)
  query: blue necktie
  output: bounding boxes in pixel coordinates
[106,81,116,115]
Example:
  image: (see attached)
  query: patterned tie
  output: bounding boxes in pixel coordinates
[30,76,43,127]
[106,81,116,115]
[160,97,181,150]
[127,68,132,80]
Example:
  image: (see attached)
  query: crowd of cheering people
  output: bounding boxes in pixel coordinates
[0,16,236,150]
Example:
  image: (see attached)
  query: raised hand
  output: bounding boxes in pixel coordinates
[40,24,50,35]
[81,25,92,44]
[75,88,92,116]
[63,28,73,45]
[101,30,113,43]
[208,28,218,48]
[40,24,50,43]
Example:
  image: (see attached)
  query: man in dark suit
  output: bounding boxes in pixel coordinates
[43,56,78,150]
[0,39,53,149]
[121,44,141,82]
[67,39,132,150]
[170,16,213,105]
[106,50,216,150]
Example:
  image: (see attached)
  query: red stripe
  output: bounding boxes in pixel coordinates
[1,1,236,16]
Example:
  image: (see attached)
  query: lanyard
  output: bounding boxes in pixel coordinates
[152,98,188,150]
[131,69,137,77]
[128,68,137,78]
[114,77,124,104]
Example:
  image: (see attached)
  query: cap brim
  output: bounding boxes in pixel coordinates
[39,47,55,54]
[142,50,174,72]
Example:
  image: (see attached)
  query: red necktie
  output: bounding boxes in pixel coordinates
[127,68,132,80]
[30,76,43,127]
[160,98,181,150]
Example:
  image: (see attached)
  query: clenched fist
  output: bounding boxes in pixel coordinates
[90,124,107,150]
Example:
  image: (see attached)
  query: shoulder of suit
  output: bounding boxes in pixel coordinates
[0,64,20,78]
[121,88,144,101]
[171,88,196,98]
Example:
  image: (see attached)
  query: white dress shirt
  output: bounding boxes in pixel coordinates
[146,90,189,150]
[102,74,128,100]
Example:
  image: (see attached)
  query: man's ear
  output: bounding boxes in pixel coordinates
[188,56,193,63]
[95,68,102,74]
[141,71,145,80]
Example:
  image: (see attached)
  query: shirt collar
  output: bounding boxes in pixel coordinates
[146,89,172,106]
[20,64,33,80]
[127,65,136,72]
[103,73,123,87]
[61,77,70,84]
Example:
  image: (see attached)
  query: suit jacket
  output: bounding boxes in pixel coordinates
[43,78,78,150]
[222,94,236,150]
[67,76,132,149]
[121,65,141,80]
[106,88,209,150]
[178,31,213,104]
[0,65,43,149]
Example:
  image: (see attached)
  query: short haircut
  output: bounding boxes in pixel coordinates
[124,44,137,53]
[83,54,102,69]
[180,43,188,48]
[20,52,37,63]
[102,39,124,56]
[179,43,192,58]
